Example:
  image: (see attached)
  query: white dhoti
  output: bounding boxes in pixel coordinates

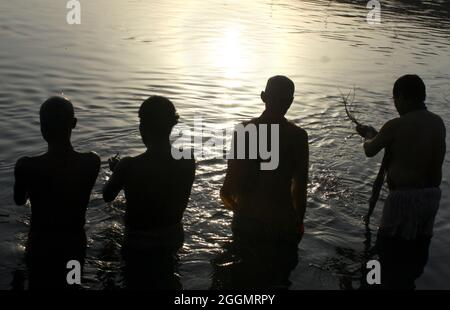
[379,187,441,240]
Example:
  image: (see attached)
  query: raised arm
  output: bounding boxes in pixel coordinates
[357,119,397,158]
[14,157,29,205]
[292,129,309,226]
[103,157,129,203]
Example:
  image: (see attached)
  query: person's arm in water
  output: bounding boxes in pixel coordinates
[221,160,238,210]
[103,155,129,203]
[14,157,29,205]
[292,129,309,236]
[356,119,396,223]
[220,131,240,210]
[221,161,238,210]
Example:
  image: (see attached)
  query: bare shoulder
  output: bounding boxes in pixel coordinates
[428,111,446,128]
[73,152,101,177]
[287,121,308,141]
[15,156,32,171]
[16,156,31,167]
[79,151,101,168]
[429,112,447,140]
[15,154,45,170]
[381,117,401,133]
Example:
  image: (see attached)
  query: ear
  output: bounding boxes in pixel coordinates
[398,92,408,108]
[286,96,294,110]
[261,91,266,103]
[71,117,77,129]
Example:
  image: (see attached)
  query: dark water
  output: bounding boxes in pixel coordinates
[0,0,449,289]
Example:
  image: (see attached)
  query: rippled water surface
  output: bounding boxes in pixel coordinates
[0,0,449,289]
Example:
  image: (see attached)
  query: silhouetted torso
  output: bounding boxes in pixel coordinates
[103,147,195,289]
[222,115,308,233]
[15,150,100,234]
[386,109,446,190]
[108,148,195,233]
[14,149,99,289]
[363,108,446,289]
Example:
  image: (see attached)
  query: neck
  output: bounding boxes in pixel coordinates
[146,139,171,153]
[400,102,427,116]
[47,141,73,154]
[260,109,285,122]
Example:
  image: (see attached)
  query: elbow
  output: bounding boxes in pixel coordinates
[102,189,115,203]
[364,150,376,158]
[14,197,26,206]
[13,188,27,206]
[363,144,377,158]
[103,194,114,203]
[14,192,27,205]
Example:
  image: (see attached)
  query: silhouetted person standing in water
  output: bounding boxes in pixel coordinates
[218,76,308,289]
[103,96,195,289]
[357,75,446,289]
[13,96,100,289]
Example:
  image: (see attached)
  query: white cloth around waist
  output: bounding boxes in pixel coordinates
[379,187,441,240]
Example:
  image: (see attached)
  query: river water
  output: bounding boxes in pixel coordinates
[0,0,449,289]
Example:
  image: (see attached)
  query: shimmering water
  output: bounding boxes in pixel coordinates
[0,0,449,289]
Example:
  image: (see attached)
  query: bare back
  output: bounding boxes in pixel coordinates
[103,149,196,232]
[14,151,100,233]
[387,110,446,189]
[221,116,308,228]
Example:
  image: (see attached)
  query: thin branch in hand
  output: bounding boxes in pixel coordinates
[340,87,362,126]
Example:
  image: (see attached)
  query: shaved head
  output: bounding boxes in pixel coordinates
[265,75,295,99]
[261,75,295,116]
[40,96,76,142]
[393,74,426,104]
[40,96,74,127]
[138,95,179,147]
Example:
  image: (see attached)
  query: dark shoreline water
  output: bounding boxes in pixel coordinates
[0,0,449,289]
